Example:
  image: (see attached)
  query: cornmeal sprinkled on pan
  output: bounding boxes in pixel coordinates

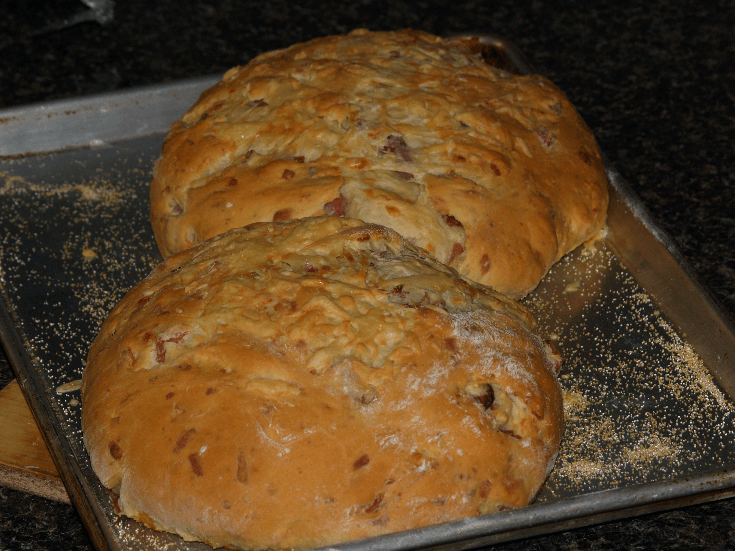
[526,241,735,499]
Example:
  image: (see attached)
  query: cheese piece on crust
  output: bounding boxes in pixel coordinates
[82,216,563,550]
[149,28,608,298]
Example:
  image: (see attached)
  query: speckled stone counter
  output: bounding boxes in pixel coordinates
[1,0,734,550]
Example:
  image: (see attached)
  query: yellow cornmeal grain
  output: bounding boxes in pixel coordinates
[528,242,735,499]
[0,170,125,206]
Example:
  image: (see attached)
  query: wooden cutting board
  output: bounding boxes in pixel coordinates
[0,379,69,503]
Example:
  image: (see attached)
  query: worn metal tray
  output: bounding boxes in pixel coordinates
[1,37,735,551]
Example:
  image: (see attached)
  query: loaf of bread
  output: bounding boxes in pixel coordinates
[82,216,564,550]
[150,28,608,298]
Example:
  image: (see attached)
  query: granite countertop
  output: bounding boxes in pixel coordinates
[1,0,734,549]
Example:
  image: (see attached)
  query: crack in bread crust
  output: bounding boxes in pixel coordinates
[150,29,608,298]
[82,217,563,550]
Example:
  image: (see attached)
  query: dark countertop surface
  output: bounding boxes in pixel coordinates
[1,0,734,550]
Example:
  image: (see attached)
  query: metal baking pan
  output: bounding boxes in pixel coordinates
[1,36,735,551]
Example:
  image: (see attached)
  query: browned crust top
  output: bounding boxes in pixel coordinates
[83,217,563,550]
[150,28,608,298]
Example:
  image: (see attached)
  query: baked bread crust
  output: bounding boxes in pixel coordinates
[149,28,608,298]
[82,216,563,550]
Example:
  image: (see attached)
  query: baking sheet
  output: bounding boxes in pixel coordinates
[1,37,735,551]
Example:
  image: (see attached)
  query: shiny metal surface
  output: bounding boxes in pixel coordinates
[0,76,218,157]
[0,38,734,551]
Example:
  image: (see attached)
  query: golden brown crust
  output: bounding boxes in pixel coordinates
[82,217,563,550]
[150,28,608,298]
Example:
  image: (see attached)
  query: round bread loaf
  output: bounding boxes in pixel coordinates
[149,28,608,298]
[82,216,563,550]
